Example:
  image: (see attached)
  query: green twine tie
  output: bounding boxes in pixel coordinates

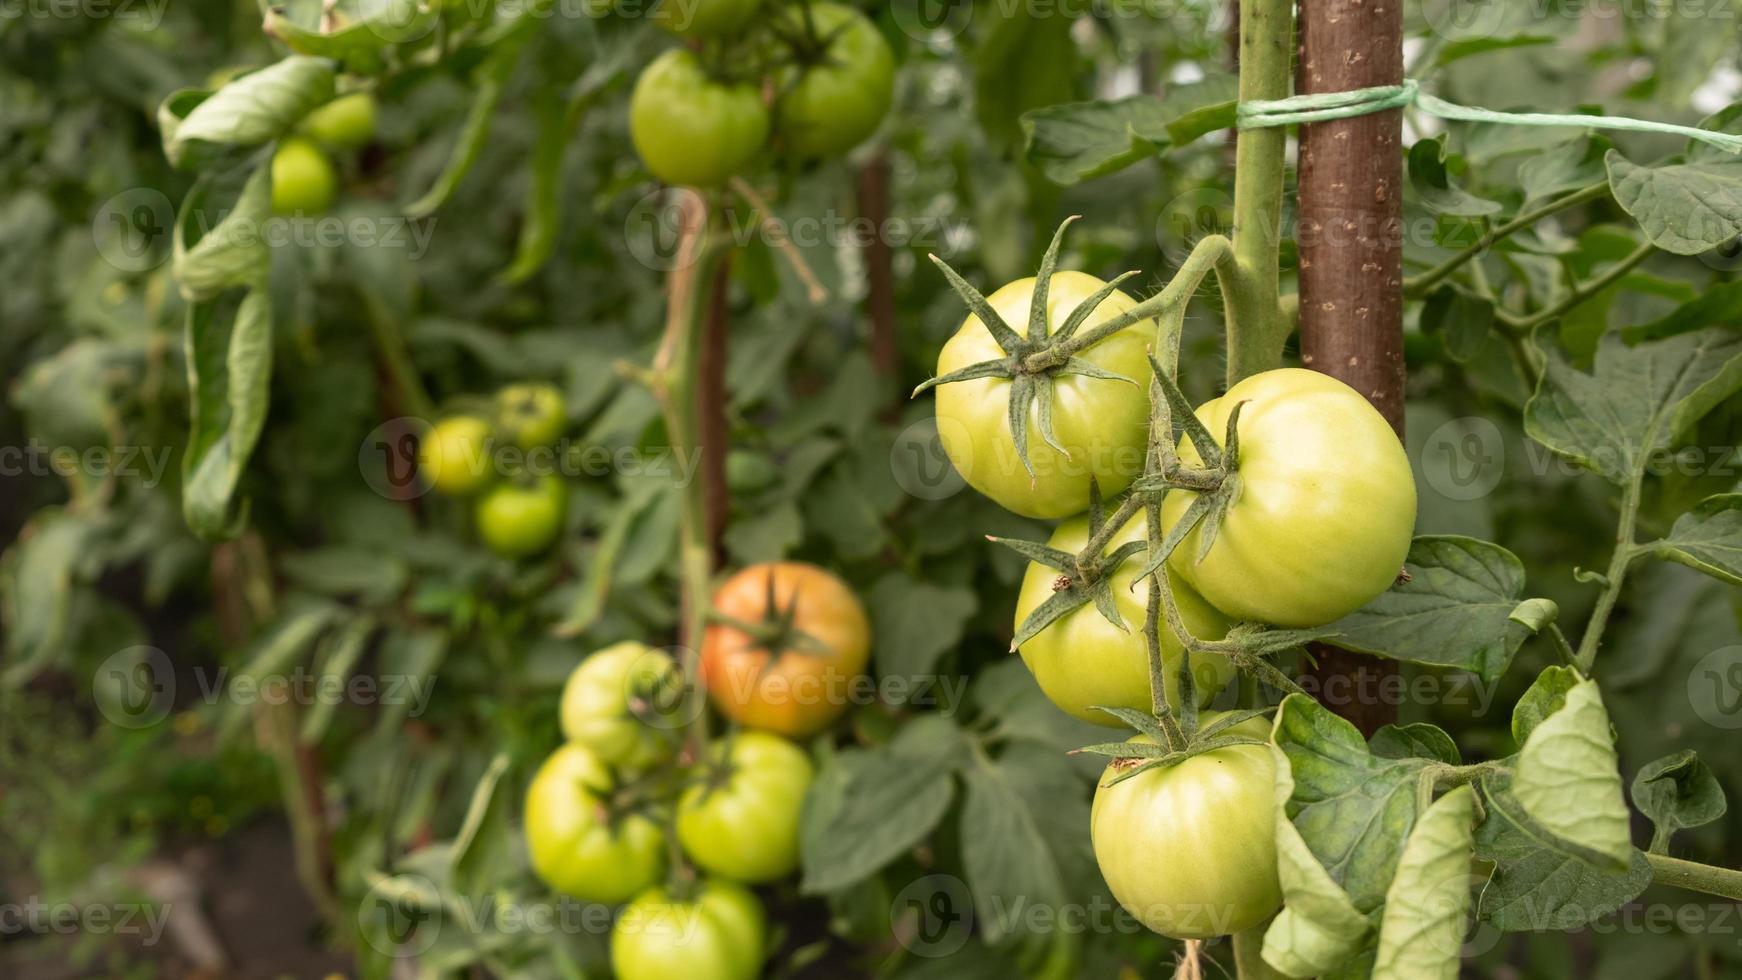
[1236,78,1742,154]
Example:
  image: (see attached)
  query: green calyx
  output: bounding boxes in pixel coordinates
[707,570,833,660]
[913,216,1148,477]
[994,479,1147,651]
[1075,706,1277,786]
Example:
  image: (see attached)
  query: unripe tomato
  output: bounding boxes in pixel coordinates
[269,137,336,215]
[1161,368,1416,627]
[700,562,870,738]
[775,3,895,159]
[676,731,812,883]
[1015,512,1234,726]
[475,474,567,558]
[560,642,683,771]
[933,272,1155,519]
[296,92,378,150]
[523,744,665,904]
[612,879,766,980]
[495,382,567,449]
[1090,713,1281,939]
[650,0,759,37]
[418,416,494,496]
[629,49,769,188]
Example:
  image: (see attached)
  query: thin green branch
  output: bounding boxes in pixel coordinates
[1647,853,1742,902]
[1574,463,1646,673]
[1516,240,1654,331]
[1404,181,1610,298]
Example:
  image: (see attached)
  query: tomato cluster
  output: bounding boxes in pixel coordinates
[270,92,377,215]
[524,560,869,978]
[416,382,572,558]
[628,1,895,187]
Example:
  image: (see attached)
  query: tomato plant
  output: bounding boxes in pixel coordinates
[699,562,870,738]
[773,3,895,159]
[1160,368,1417,628]
[494,382,568,449]
[269,136,336,215]
[675,731,813,883]
[296,92,377,150]
[629,49,769,188]
[611,880,766,980]
[559,642,682,771]
[523,744,666,904]
[475,473,567,558]
[417,415,494,496]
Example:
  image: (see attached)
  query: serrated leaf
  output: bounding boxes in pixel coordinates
[1631,750,1727,853]
[1654,494,1742,586]
[961,754,1067,948]
[1513,680,1632,871]
[867,573,978,698]
[1372,786,1476,980]
[1606,149,1742,255]
[1329,536,1533,680]
[1525,325,1742,486]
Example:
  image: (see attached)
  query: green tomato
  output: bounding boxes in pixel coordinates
[651,0,760,37]
[418,416,494,496]
[775,3,894,159]
[495,382,567,449]
[612,880,766,980]
[524,744,666,904]
[1161,368,1417,627]
[297,92,377,150]
[1015,512,1234,726]
[270,136,336,215]
[933,271,1155,519]
[560,642,683,771]
[1090,713,1281,939]
[630,49,769,187]
[676,732,812,883]
[475,474,567,558]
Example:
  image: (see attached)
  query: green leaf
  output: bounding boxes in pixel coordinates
[0,509,105,685]
[406,32,529,216]
[1261,732,1374,978]
[1273,694,1434,911]
[1408,136,1502,218]
[1020,77,1237,185]
[867,573,978,698]
[181,287,274,539]
[972,5,1077,150]
[1606,149,1742,255]
[1658,0,1740,105]
[449,753,513,900]
[1369,724,1461,765]
[1511,665,1580,747]
[174,164,273,301]
[1623,280,1742,342]
[1631,750,1728,854]
[219,603,340,740]
[1513,679,1632,871]
[1525,325,1742,486]
[299,614,377,744]
[264,0,437,72]
[960,752,1066,948]
[1329,536,1534,681]
[1371,785,1476,980]
[1654,494,1742,586]
[162,56,335,168]
[800,717,964,894]
[1431,34,1555,67]
[1517,135,1610,202]
[1420,287,1495,364]
[1474,770,1652,931]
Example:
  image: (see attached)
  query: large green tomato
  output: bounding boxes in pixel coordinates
[1090,713,1280,939]
[933,272,1155,519]
[1015,512,1234,726]
[495,382,567,449]
[523,744,665,904]
[1161,368,1416,627]
[629,49,769,188]
[612,880,766,980]
[651,0,759,37]
[775,3,894,159]
[676,732,812,883]
[560,642,682,771]
[269,137,336,215]
[418,416,494,496]
[296,92,377,150]
[475,474,567,558]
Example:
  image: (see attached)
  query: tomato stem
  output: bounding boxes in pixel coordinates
[1222,0,1294,386]
[1646,853,1742,903]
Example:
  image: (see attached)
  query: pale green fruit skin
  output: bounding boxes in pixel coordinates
[1015,512,1235,726]
[775,3,894,159]
[296,92,377,150]
[629,49,769,187]
[611,880,766,980]
[1161,367,1417,628]
[559,642,679,771]
[676,732,813,883]
[651,0,760,37]
[1090,714,1281,939]
[523,744,666,904]
[417,416,494,496]
[933,271,1156,520]
[270,137,336,215]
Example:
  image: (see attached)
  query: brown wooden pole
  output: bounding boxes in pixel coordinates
[1295,0,1407,736]
[856,153,899,379]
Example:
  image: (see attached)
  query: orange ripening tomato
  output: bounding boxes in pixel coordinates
[700,562,871,738]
